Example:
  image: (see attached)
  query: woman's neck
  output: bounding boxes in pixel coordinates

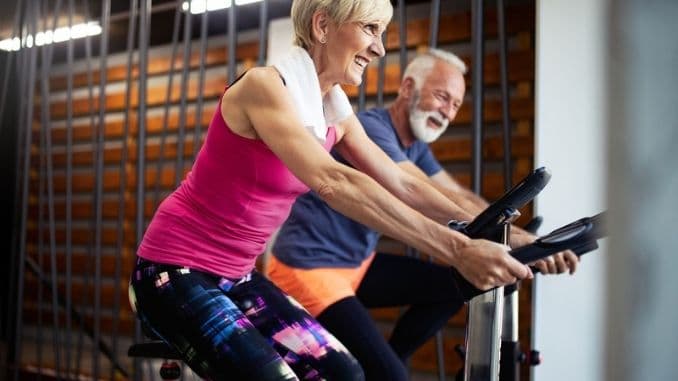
[307,45,334,96]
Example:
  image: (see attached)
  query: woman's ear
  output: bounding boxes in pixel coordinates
[311,10,330,44]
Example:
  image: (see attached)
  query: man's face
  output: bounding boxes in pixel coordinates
[408,60,466,143]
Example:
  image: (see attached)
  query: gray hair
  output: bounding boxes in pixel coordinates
[402,48,467,90]
[291,0,393,49]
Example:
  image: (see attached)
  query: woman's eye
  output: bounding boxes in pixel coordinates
[364,24,379,35]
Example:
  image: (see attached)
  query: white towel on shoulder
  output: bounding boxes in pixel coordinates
[272,46,353,143]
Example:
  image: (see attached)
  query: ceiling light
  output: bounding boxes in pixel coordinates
[182,0,263,14]
[0,22,102,52]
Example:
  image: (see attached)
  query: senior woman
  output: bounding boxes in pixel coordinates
[129,0,532,380]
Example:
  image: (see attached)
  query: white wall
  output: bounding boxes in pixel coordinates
[533,0,608,380]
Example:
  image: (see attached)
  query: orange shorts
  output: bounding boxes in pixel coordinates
[266,253,375,317]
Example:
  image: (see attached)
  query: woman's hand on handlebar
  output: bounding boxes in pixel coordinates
[454,239,533,291]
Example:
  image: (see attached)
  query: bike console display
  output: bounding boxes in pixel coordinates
[450,167,551,240]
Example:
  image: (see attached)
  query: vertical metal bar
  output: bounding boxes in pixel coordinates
[136,0,151,283]
[75,0,97,373]
[376,31,386,109]
[176,7,192,187]
[39,0,64,376]
[136,2,151,267]
[13,0,39,379]
[358,79,366,112]
[113,0,139,379]
[36,1,47,373]
[471,0,485,194]
[37,0,48,375]
[434,330,446,381]
[192,8,209,161]
[135,1,152,377]
[153,0,182,208]
[497,2,517,380]
[501,292,520,379]
[497,0,512,191]
[428,0,441,48]
[397,0,407,79]
[258,0,268,67]
[428,2,444,380]
[64,0,75,375]
[92,1,111,378]
[37,91,45,376]
[501,222,520,381]
[228,1,237,82]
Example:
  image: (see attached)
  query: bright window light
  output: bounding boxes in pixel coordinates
[182,0,263,14]
[0,21,102,52]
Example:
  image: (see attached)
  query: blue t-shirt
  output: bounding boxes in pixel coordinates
[272,108,443,268]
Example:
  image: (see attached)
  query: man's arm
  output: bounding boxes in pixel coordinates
[430,170,489,213]
[425,165,533,244]
[334,115,474,224]
[400,160,579,274]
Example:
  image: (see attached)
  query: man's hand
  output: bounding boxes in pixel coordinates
[510,229,580,275]
[532,250,579,275]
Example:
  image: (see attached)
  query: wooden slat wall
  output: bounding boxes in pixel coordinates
[24,2,536,379]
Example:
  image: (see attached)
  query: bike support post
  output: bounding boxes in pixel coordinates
[499,282,520,381]
[464,212,518,381]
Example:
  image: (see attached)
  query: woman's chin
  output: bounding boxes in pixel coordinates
[345,75,363,87]
[340,69,364,87]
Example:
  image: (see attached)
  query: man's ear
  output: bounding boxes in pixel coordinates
[400,77,416,99]
[311,10,330,44]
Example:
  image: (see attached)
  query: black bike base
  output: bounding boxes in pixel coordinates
[128,341,182,360]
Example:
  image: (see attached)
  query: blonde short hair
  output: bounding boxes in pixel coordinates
[291,0,393,49]
[403,48,468,90]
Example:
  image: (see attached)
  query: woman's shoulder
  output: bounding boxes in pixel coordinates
[229,66,286,102]
[239,67,283,89]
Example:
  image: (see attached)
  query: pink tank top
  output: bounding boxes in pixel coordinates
[137,91,337,278]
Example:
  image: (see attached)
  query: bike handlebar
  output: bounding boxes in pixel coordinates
[452,212,607,300]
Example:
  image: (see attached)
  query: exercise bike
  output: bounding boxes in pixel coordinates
[447,166,606,381]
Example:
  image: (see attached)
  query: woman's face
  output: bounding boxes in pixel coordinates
[324,21,386,86]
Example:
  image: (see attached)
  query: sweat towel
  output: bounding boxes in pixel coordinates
[272,46,353,142]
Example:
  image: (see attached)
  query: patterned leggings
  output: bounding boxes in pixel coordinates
[129,258,364,381]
